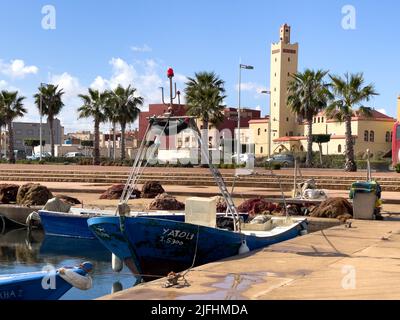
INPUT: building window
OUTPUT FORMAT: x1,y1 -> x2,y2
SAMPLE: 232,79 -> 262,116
257,128 -> 261,136
313,117 -> 316,123
321,117 -> 324,123
260,147 -> 263,154
317,117 -> 320,123
288,57 -> 291,62
370,131 -> 375,142
286,117 -> 289,122
385,131 -> 391,142
274,102 -> 276,107
300,145 -> 304,151
338,144 -> 342,153
274,73 -> 277,77
390,132 -> 393,142
275,58 -> 277,62
289,131 -> 293,136
364,130 -> 369,142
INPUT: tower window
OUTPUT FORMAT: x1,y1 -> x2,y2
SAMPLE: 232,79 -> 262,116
385,131 -> 391,142
288,57 -> 291,62
338,145 -> 342,153
370,131 -> 375,142
364,131 -> 369,142
260,147 -> 263,154
257,128 -> 261,136
317,117 -> 320,123
286,117 -> 289,122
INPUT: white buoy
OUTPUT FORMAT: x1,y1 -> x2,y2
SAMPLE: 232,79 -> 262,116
238,240 -> 250,255
112,254 -> 123,272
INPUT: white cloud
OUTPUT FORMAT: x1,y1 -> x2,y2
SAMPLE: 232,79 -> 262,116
235,82 -> 269,100
0,59 -> 39,78
131,44 -> 152,52
0,80 -> 7,88
377,108 -> 387,115
50,72 -> 84,98
90,57 -> 187,107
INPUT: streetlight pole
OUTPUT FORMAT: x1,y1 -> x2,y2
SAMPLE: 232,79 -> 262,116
261,90 -> 272,157
237,64 -> 254,162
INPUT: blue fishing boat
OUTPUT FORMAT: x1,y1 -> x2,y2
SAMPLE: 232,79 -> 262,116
88,216 -> 307,279
0,262 -> 93,300
38,209 -> 186,239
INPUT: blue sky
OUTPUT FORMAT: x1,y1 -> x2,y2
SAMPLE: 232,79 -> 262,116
0,0 -> 399,132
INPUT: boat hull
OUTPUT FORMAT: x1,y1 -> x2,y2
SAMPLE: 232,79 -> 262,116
0,268 -> 85,300
38,210 -> 185,239
88,216 -> 307,278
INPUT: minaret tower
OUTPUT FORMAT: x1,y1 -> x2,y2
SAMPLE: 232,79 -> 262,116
270,24 -> 299,141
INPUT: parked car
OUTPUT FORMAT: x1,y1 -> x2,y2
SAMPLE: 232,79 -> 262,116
265,154 -> 295,167
64,152 -> 85,158
26,152 -> 52,160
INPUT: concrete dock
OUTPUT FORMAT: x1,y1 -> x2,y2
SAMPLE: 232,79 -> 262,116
100,219 -> 400,300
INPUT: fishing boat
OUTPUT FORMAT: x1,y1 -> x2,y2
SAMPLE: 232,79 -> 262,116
87,112 -> 308,280
88,215 -> 307,279
38,208 -> 186,239
0,262 -> 93,300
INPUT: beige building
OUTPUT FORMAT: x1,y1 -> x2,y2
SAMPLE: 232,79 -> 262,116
251,24 -> 396,158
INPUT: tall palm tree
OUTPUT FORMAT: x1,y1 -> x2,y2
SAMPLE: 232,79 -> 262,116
34,84 -> 65,157
78,89 -> 109,165
0,109 -> 5,157
184,71 -> 226,151
326,73 -> 378,172
0,91 -> 26,164
287,69 -> 330,167
108,85 -> 143,161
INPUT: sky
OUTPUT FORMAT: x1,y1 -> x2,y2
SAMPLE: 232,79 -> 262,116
0,0 -> 399,133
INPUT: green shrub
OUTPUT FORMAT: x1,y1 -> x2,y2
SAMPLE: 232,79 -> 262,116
394,163 -> 400,173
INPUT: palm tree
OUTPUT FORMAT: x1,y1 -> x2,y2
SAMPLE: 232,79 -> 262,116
34,84 -> 65,157
287,69 -> 330,167
184,71 -> 226,151
78,89 -> 109,165
0,109 -> 5,157
108,85 -> 143,161
326,73 -> 378,172
0,91 -> 26,164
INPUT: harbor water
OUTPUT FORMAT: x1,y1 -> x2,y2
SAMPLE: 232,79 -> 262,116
0,228 -> 138,300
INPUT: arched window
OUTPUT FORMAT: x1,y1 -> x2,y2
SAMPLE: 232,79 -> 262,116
364,130 -> 369,142
370,131 -> 375,142
257,128 -> 261,136
385,131 -> 390,142
300,145 -> 304,152
338,144 -> 342,153
260,147 -> 263,154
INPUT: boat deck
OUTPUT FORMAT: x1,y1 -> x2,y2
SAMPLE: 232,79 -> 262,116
100,219 -> 400,300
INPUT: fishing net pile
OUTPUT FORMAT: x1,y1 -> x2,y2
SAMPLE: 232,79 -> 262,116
99,184 -> 140,200
141,181 -> 165,199
147,193 -> 185,211
16,184 -> 53,206
310,197 -> 353,219
238,198 -> 278,218
0,184 -> 19,204
56,195 -> 82,205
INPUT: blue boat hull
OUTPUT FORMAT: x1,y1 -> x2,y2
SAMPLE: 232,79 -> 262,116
88,217 -> 307,278
38,211 -> 185,239
0,268 -> 85,300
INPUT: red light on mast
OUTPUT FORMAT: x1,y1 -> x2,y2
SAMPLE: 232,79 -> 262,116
167,68 -> 174,78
